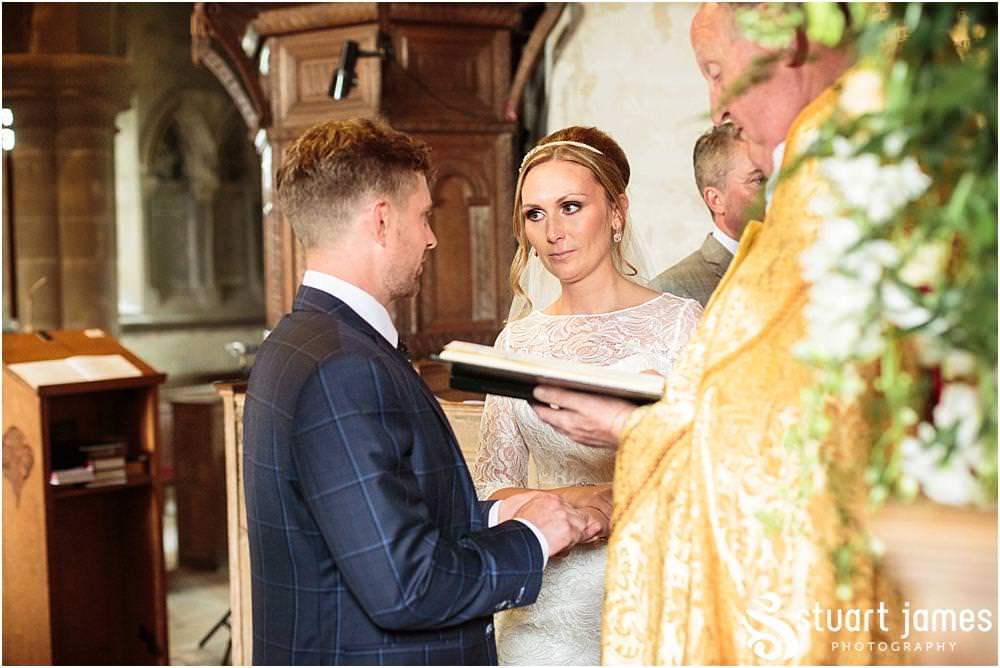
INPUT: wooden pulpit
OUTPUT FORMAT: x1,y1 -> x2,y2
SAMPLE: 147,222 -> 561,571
2,330 -> 169,665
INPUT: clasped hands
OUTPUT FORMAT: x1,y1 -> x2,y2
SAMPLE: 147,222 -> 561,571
497,484 -> 613,558
491,386 -> 642,559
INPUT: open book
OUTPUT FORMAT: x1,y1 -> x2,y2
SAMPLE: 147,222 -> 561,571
7,354 -> 143,389
433,341 -> 664,404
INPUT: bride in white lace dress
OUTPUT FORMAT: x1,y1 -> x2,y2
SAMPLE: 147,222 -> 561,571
473,126 -> 701,665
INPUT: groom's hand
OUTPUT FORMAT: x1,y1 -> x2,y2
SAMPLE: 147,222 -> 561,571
495,490 -> 546,524
531,386 -> 637,448
513,493 -> 601,556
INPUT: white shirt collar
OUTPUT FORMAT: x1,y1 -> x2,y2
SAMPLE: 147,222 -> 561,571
764,141 -> 786,210
710,224 -> 740,256
301,270 -> 398,347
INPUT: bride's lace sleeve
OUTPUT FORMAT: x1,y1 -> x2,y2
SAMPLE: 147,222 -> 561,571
674,298 -> 702,351
647,296 -> 704,375
472,329 -> 529,499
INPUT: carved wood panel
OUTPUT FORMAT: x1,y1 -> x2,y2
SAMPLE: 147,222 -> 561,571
271,25 -> 382,128
385,25 -> 507,121
255,5 -> 523,358
399,131 -> 515,358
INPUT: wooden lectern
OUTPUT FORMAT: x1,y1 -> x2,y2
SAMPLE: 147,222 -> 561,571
2,330 -> 169,665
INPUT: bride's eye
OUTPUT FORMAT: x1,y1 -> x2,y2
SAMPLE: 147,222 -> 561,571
561,202 -> 581,215
524,208 -> 544,222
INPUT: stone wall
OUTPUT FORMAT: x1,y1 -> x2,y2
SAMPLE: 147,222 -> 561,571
113,4 -> 265,380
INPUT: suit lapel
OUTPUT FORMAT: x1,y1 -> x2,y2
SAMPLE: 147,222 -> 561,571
698,234 -> 734,280
294,286 -> 459,444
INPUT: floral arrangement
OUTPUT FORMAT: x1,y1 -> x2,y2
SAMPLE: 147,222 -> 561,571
737,2 -> 996,581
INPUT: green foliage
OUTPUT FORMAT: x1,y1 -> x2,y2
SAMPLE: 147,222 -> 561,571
879,2 -> 998,492
736,3 -> 806,49
736,2 -> 997,573
805,3 -> 847,47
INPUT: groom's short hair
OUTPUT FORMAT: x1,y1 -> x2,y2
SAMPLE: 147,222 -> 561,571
276,117 -> 433,249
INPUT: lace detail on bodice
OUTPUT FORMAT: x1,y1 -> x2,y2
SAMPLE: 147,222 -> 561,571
473,293 -> 702,499
472,293 -> 701,665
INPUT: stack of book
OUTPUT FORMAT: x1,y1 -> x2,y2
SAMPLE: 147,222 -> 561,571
81,441 -> 128,487
50,465 -> 95,486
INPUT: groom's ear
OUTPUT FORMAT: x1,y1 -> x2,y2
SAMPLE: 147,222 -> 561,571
366,197 -> 392,247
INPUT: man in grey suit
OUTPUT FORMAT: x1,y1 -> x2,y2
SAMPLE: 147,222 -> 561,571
651,123 -> 765,306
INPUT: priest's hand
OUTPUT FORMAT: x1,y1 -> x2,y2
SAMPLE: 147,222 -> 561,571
530,386 -> 637,449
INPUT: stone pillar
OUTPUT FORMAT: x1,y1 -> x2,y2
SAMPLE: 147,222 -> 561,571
4,98 -> 60,330
2,54 -> 132,332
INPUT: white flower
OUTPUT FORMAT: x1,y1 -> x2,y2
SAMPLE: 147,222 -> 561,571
912,333 -> 945,367
899,431 -> 980,506
883,131 -> 907,158
896,157 -> 933,199
841,240 -> 900,285
801,217 -> 862,282
822,153 -> 882,212
920,455 -> 980,506
917,421 -> 937,443
806,192 -> 841,218
899,241 -> 949,287
820,151 -> 932,225
854,323 -> 884,359
942,349 -> 977,380
881,282 -> 933,329
800,257 -> 896,361
866,157 -> 932,223
806,273 -> 873,325
799,127 -> 821,153
840,69 -> 885,117
831,136 -> 856,159
839,365 -> 866,401
934,383 -> 982,450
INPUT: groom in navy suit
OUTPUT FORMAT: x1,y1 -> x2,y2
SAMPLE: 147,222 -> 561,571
243,118 -> 598,665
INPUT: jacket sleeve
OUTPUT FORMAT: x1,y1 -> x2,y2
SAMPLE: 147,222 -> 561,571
478,499 -> 498,524
290,351 -> 544,631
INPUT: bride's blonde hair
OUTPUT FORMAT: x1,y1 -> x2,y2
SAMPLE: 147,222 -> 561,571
510,126 -> 637,314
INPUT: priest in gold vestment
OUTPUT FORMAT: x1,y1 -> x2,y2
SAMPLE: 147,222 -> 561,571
532,4 -> 905,664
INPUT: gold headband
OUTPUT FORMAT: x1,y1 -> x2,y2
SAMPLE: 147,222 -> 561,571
519,140 -> 604,171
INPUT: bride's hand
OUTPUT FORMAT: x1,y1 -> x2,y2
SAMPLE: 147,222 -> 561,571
579,506 -> 611,542
557,483 -> 611,509
556,484 -> 612,532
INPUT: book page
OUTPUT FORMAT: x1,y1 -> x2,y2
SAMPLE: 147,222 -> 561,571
8,354 -> 142,388
66,354 -> 142,381
7,359 -> 86,388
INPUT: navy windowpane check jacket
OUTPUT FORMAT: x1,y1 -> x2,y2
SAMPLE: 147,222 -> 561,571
243,286 -> 545,665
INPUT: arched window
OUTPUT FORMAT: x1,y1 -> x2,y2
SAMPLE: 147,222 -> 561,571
135,94 -> 264,325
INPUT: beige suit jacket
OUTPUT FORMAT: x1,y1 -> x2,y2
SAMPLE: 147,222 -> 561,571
650,233 -> 733,307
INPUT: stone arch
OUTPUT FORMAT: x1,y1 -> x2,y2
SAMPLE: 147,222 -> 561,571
138,89 -> 264,318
